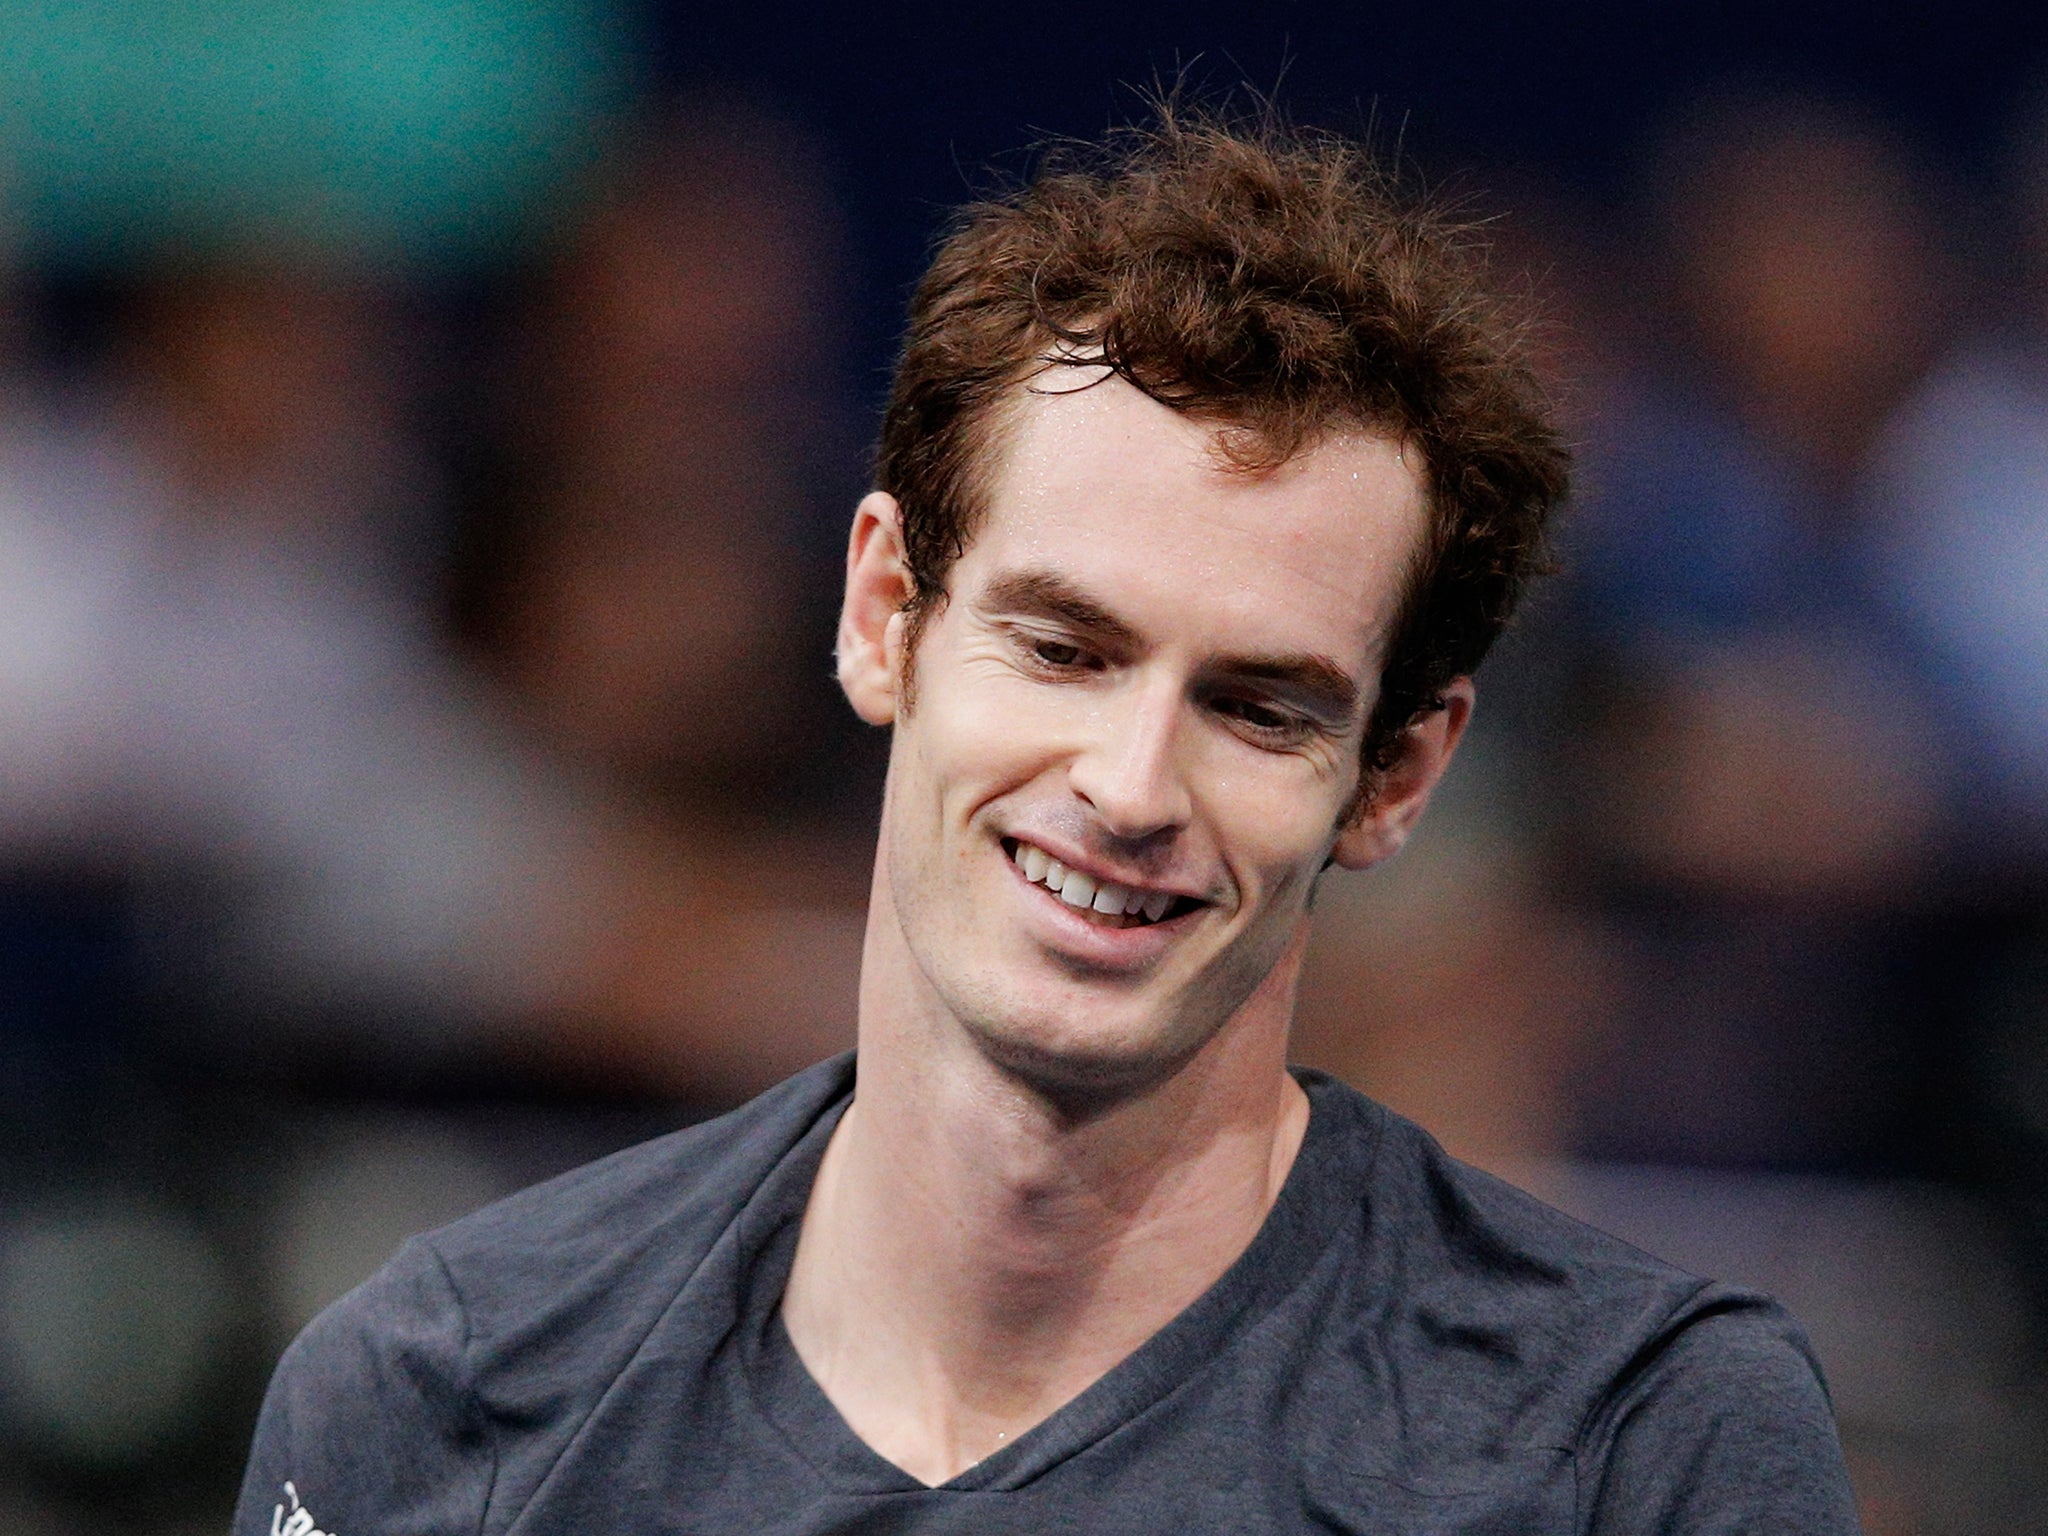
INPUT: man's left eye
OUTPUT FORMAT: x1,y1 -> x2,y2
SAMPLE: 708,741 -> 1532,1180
1212,696 -> 1301,736
1031,638 -> 1085,668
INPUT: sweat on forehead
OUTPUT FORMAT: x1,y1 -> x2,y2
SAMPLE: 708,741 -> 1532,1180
958,361 -> 1411,544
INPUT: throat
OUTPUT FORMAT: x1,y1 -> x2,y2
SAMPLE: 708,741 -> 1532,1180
779,1064 -> 1312,1486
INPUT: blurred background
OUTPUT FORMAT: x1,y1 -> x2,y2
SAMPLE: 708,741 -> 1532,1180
0,2 -> 2045,1531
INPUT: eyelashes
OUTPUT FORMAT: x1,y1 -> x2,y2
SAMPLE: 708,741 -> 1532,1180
1204,694 -> 1313,745
1007,628 -> 1317,749
1027,636 -> 1089,671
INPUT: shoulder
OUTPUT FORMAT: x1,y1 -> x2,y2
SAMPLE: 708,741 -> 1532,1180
234,1055 -> 854,1535
1311,1082 -> 1857,1529
235,1233 -> 488,1536
1318,1078 -> 1837,1432
1331,1078 -> 1718,1321
423,1052 -> 853,1332
432,1056 -> 847,1277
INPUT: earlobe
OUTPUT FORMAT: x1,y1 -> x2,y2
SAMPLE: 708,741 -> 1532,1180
1329,677 -> 1475,871
837,491 -> 914,726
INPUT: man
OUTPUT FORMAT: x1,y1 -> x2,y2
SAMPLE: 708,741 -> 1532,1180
235,115 -> 1861,1533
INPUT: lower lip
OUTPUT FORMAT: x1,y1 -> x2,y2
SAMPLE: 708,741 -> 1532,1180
1005,851 -> 1190,966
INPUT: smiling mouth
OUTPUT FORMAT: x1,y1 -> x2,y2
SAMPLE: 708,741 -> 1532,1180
1001,838 -> 1203,929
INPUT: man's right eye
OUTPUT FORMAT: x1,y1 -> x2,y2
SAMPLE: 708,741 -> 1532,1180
1032,639 -> 1085,668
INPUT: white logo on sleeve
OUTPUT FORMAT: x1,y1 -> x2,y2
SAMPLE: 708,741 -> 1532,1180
271,1481 -> 335,1536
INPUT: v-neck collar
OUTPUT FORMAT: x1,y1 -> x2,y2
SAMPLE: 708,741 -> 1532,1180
733,1061 -> 1383,1495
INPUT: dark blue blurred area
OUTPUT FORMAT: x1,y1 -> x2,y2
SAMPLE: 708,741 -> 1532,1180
644,0 -> 2048,407
0,875 -> 136,1127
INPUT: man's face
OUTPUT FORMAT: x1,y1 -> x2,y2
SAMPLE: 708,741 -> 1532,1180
853,374 -> 1433,1097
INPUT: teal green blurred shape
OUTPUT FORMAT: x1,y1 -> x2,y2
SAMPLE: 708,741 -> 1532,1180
0,0 -> 627,265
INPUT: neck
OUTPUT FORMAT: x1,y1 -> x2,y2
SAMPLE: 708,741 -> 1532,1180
780,861 -> 1311,1486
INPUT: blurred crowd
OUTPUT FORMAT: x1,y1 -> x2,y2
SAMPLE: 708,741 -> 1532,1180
1295,81 -> 2048,1531
0,49 -> 2046,1536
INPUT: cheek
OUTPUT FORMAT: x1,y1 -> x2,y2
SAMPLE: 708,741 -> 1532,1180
1198,769 -> 1342,902
915,661 -> 1080,799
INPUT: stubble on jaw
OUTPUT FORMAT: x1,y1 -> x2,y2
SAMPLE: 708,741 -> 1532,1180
958,910 -> 1313,1129
885,816 -> 1317,1126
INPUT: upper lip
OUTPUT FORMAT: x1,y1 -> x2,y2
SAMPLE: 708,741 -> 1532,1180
1001,832 -> 1209,905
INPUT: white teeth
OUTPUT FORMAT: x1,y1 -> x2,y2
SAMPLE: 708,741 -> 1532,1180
1014,840 -> 1180,924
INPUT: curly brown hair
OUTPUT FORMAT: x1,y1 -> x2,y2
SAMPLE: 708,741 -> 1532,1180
875,110 -> 1569,794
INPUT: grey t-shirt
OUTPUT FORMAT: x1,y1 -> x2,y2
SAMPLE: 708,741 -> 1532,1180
234,1055 -> 1861,1534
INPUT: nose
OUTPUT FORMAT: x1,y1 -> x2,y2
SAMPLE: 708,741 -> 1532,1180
1066,676 -> 1193,842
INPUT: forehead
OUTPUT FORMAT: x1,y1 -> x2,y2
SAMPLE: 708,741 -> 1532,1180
966,373 -> 1427,666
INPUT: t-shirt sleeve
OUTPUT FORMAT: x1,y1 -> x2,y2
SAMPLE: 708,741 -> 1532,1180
1579,1293 -> 1863,1536
232,1237 -> 494,1536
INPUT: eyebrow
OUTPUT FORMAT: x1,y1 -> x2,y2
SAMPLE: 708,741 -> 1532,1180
978,569 -> 1140,648
977,566 -> 1364,727
1210,653 -> 1362,727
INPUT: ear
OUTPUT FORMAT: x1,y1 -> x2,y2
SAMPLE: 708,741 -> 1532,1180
837,491 -> 914,726
1330,676 -> 1475,870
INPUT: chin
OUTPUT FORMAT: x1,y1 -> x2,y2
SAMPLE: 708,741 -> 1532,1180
951,989 -> 1219,1116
